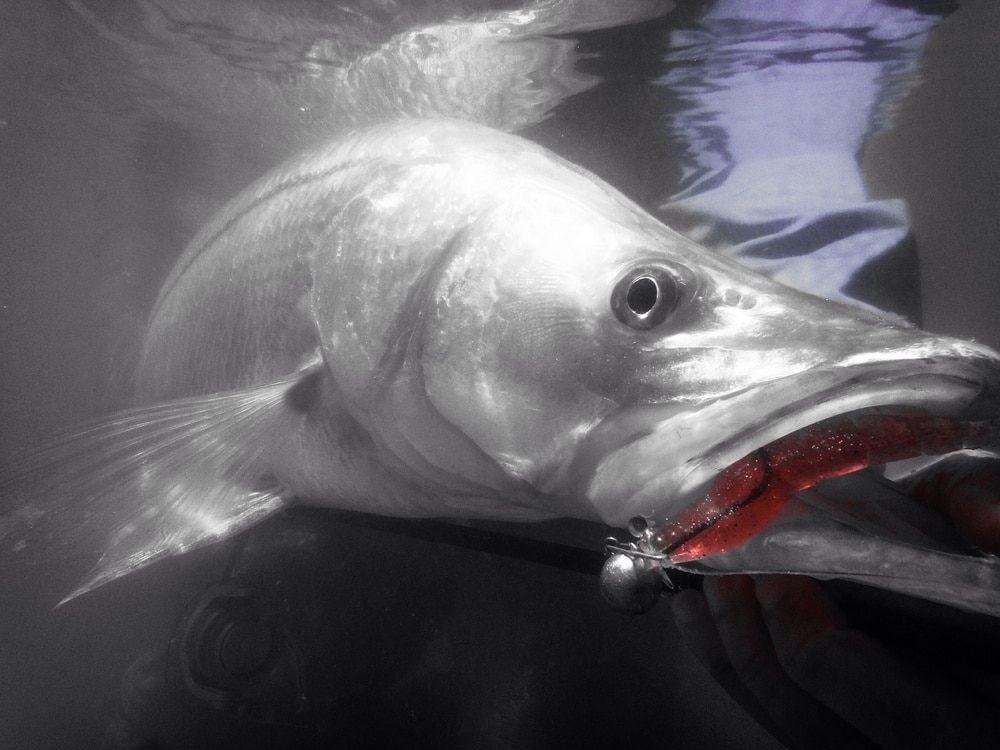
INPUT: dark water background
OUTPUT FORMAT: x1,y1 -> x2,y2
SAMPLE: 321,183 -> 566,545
0,1 -> 998,747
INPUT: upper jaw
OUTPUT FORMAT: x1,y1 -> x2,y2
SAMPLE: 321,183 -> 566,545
583,340 -> 1000,529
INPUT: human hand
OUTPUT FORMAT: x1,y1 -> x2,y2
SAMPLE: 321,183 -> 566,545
672,574 -> 1000,750
673,453 -> 1000,750
899,453 -> 1000,555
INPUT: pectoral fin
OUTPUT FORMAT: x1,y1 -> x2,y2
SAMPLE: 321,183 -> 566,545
0,369 -> 315,603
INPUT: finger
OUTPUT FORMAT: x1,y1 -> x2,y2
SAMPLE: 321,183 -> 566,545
903,455 -> 1000,553
756,574 -> 1000,749
671,587 -> 768,709
671,588 -> 734,680
672,586 -> 806,749
700,575 -> 874,750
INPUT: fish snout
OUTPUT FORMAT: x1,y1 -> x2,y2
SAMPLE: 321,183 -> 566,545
877,329 -> 1000,420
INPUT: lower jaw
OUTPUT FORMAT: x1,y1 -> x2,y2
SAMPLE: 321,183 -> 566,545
639,407 -> 999,563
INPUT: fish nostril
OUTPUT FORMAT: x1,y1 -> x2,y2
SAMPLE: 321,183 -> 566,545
722,288 -> 756,310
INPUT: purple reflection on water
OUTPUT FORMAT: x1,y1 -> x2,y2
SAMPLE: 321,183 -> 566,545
655,0 -> 951,319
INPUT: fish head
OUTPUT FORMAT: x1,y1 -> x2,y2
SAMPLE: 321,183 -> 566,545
412,173 -> 1000,526
311,122 -> 1000,611
410,148 -> 1000,614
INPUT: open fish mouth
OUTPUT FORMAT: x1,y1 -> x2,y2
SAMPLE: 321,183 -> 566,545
594,343 -> 1000,616
584,329 -> 1000,529
643,404 -> 1000,563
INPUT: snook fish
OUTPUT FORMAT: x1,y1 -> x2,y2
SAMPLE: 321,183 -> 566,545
3,118 -> 1000,612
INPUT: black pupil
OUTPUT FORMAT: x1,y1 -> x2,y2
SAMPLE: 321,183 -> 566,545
626,276 -> 659,316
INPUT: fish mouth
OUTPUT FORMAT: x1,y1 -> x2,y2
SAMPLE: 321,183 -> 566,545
581,337 -> 1000,616
585,339 -> 1000,529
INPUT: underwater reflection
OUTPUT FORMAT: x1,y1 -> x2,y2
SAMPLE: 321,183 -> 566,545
65,0 -> 671,152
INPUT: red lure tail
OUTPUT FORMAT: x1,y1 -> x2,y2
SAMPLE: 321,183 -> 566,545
644,413 -> 994,563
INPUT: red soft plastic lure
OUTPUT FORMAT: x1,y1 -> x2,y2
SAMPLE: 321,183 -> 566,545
644,412 -> 993,563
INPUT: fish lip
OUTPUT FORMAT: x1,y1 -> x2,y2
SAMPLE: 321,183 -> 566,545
587,349 -> 1000,527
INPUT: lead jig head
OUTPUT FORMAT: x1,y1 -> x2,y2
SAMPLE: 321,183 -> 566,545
599,538 -> 673,614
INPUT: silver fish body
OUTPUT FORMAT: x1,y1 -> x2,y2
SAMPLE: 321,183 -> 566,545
5,118 -> 1000,609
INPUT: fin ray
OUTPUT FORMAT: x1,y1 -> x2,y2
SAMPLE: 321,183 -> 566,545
0,371 -> 309,602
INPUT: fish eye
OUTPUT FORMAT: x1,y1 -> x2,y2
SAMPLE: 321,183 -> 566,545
611,266 -> 681,330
